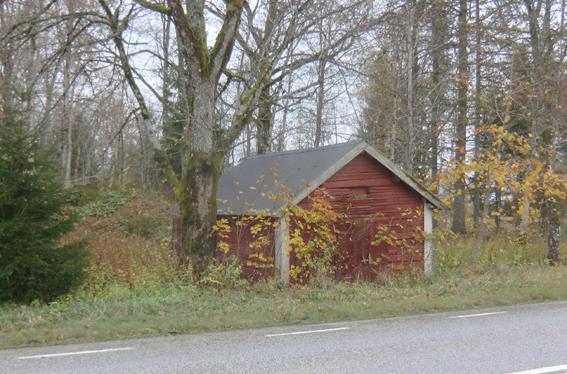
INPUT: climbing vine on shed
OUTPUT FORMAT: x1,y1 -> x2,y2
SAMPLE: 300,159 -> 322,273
287,189 -> 340,283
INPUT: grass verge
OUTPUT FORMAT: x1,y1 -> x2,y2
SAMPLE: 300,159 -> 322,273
2,264 -> 567,349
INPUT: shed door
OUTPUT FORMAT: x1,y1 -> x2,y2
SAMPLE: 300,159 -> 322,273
335,219 -> 376,281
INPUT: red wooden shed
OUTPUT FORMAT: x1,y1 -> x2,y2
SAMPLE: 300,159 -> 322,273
212,140 -> 445,283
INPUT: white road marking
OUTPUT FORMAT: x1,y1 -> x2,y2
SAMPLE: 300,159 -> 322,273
17,347 -> 133,360
506,364 -> 567,374
449,311 -> 508,319
265,327 -> 350,337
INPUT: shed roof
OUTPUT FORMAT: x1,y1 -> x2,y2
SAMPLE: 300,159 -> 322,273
217,140 -> 445,216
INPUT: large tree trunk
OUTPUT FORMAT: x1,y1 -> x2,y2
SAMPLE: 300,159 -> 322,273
100,0 -> 250,280
452,0 -> 468,234
178,78 -> 219,278
178,151 -> 220,278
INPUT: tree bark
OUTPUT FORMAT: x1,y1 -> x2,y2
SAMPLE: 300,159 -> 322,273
452,0 -> 468,234
277,75 -> 292,152
472,175 -> 491,266
178,149 -> 221,277
256,86 -> 272,154
405,0 -> 417,171
472,0 -> 482,228
429,0 -> 447,186
62,46 -> 73,189
314,54 -> 327,148
545,200 -> 563,264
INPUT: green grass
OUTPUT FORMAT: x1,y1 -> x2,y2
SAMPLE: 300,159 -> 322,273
3,264 -> 567,349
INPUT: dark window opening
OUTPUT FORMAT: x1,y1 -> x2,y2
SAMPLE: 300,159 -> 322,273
349,186 -> 370,197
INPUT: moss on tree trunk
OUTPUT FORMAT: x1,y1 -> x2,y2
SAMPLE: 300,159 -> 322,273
177,150 -> 220,280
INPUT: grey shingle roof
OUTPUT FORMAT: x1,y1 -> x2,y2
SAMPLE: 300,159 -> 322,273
218,141 -> 363,215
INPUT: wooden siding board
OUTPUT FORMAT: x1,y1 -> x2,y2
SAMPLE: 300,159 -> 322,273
217,216 -> 276,280
295,153 -> 424,281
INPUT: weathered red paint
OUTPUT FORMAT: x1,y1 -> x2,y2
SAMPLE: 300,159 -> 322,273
293,152 -> 424,281
216,216 -> 276,280
218,151 -> 425,282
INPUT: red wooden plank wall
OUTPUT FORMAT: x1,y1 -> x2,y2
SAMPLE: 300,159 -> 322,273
217,216 -> 276,280
295,152 -> 424,281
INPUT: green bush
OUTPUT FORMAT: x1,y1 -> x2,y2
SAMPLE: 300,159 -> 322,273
200,257 -> 246,289
78,191 -> 131,218
0,114 -> 88,304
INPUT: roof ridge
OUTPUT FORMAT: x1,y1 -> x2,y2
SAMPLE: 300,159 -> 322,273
240,139 -> 363,162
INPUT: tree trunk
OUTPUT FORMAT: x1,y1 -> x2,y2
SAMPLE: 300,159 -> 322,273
472,177 -> 491,266
472,0 -> 482,228
520,199 -> 530,231
277,75 -> 292,152
256,85 -> 272,154
62,48 -> 73,189
314,54 -> 327,148
178,151 -> 220,278
429,0 -> 446,186
545,200 -> 563,264
494,183 -> 501,231
452,0 -> 468,234
405,0 -> 417,171
178,77 -> 219,278
100,0 -> 249,280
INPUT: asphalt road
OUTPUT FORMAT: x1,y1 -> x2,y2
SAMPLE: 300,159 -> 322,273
3,301 -> 567,373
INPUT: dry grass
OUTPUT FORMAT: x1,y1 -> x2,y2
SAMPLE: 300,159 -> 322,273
65,194 -> 182,292
434,229 -> 567,273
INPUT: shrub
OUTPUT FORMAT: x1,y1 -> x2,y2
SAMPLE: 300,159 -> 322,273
0,114 -> 88,304
78,191 -> 131,218
200,257 -> 246,289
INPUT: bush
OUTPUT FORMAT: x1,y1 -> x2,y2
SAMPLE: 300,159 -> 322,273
200,257 -> 246,289
78,191 -> 131,218
0,114 -> 88,304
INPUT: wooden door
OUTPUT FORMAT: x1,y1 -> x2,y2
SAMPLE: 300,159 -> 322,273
334,219 -> 377,281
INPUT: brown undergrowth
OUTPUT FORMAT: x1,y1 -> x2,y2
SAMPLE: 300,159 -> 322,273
65,193 -> 182,293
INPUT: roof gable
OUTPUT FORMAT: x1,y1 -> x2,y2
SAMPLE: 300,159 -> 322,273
217,141 -> 445,216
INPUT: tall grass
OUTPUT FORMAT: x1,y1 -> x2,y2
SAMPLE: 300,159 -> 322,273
64,193 -> 183,295
434,228 -> 566,275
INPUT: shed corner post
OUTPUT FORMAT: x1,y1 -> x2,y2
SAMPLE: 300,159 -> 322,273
424,201 -> 434,277
275,214 -> 290,285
